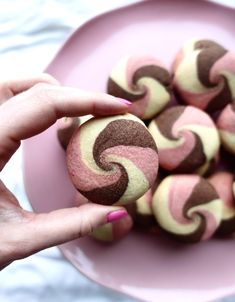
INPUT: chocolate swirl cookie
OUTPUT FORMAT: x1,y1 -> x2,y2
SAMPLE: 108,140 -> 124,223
57,115 -> 92,150
217,104 -> 235,155
173,39 -> 235,112
57,117 -> 80,150
209,171 -> 235,236
91,215 -> 133,242
107,55 -> 172,120
148,105 -> 220,175
66,114 -> 159,205
152,175 -> 223,243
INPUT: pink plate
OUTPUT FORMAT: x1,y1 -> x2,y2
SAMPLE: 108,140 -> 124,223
23,1 -> 235,301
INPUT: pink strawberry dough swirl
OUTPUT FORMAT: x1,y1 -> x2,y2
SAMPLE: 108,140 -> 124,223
209,171 -> 235,236
217,104 -> 235,155
152,175 -> 223,243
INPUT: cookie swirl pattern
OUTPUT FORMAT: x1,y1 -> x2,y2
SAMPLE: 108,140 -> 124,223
209,171 -> 235,235
173,39 -> 235,112
107,55 -> 172,119
217,104 -> 235,154
152,175 -> 223,243
67,114 -> 159,206
148,105 -> 220,174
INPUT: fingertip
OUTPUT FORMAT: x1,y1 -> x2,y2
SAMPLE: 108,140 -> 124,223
115,98 -> 132,106
106,208 -> 128,223
112,214 -> 133,240
112,214 -> 133,230
93,95 -> 132,116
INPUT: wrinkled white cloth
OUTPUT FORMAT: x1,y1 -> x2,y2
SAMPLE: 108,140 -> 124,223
0,0 -> 234,302
0,0 -> 138,76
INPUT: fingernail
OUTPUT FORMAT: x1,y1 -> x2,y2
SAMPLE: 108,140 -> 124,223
116,98 -> 132,106
107,209 -> 128,223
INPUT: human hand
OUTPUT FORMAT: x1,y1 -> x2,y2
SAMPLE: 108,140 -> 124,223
0,74 -> 130,270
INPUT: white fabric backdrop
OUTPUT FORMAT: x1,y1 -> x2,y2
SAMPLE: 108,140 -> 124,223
0,0 -> 234,301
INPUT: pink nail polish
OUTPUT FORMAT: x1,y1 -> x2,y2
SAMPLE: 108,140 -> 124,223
107,209 -> 128,223
116,98 -> 132,106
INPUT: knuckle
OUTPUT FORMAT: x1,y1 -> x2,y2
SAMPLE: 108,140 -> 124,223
29,83 -> 54,103
0,82 -> 7,91
0,82 -> 12,99
82,221 -> 94,236
31,82 -> 52,93
79,217 -> 95,238
39,73 -> 59,85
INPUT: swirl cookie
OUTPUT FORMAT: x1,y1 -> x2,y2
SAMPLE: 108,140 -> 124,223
173,39 -> 235,112
67,114 -> 159,206
209,171 -> 235,235
173,39 -> 226,71
125,189 -> 156,229
217,104 -> 235,154
91,215 -> 133,242
107,55 -> 172,120
125,176 -> 163,230
148,105 -> 220,174
57,115 -> 92,150
152,175 -> 223,243
57,117 -> 80,150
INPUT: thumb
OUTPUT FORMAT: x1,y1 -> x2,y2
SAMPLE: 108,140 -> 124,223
14,204 -> 128,260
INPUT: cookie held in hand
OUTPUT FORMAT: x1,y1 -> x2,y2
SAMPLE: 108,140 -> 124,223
66,113 -> 159,206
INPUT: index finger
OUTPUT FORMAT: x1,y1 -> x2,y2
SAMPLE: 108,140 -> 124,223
0,73 -> 59,103
0,83 -> 130,169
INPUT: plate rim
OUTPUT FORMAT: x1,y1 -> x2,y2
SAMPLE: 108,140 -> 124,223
45,0 -> 234,75
23,0 -> 235,301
